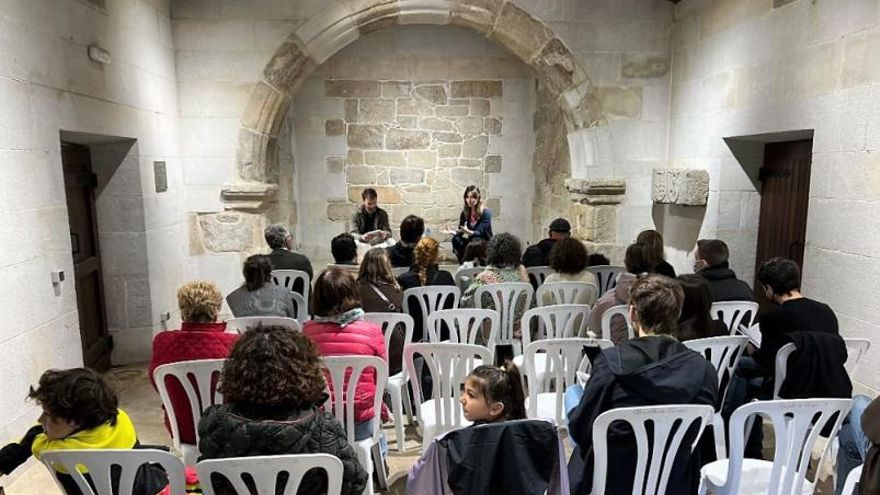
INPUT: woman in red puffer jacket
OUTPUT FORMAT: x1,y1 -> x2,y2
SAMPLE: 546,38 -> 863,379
302,267 -> 388,453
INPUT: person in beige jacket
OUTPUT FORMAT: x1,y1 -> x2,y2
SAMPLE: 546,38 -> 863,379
588,243 -> 652,343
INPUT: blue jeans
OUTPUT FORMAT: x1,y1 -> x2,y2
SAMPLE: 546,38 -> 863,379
354,419 -> 388,458
564,384 -> 585,449
835,395 -> 872,495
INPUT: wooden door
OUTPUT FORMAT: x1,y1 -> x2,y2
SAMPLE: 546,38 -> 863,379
754,139 -> 813,311
62,143 -> 111,371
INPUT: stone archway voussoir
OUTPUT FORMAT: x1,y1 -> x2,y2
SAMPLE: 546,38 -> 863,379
450,0 -> 502,35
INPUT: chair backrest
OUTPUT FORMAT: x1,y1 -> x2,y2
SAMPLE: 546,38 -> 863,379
196,454 -> 344,495
521,305 -> 591,349
590,405 -> 715,495
225,316 -> 301,334
271,269 -> 311,313
153,359 -> 225,451
322,355 -> 388,445
683,336 -> 749,408
425,308 -> 499,354
524,338 -> 613,423
41,449 -> 186,495
536,282 -> 599,307
362,312 -> 415,363
843,338 -> 871,375
710,301 -> 758,334
600,304 -> 633,341
586,265 -> 625,295
454,267 -> 484,292
773,342 -> 798,399
403,343 -> 492,435
526,266 -> 554,287
842,464 -> 863,495
402,285 -> 461,323
474,282 -> 534,350
721,398 -> 852,495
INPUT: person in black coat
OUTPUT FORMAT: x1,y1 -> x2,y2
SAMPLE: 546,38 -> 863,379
198,326 -> 367,495
264,223 -> 314,296
398,237 -> 456,342
386,215 -> 425,268
637,229 -> 676,278
567,274 -> 718,495
522,218 -> 571,268
693,239 -> 753,301
451,185 -> 493,263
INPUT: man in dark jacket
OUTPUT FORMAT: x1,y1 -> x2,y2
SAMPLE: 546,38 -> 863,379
265,223 -> 313,296
386,215 -> 424,268
523,217 -> 571,267
350,187 -> 391,243
567,274 -> 718,495
693,239 -> 753,301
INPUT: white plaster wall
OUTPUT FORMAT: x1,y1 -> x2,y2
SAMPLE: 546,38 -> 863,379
0,0 -> 185,442
669,0 -> 880,390
289,25 -> 536,261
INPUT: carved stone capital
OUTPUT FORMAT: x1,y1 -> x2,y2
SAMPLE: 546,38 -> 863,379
565,178 -> 626,205
651,169 -> 709,206
221,182 -> 279,212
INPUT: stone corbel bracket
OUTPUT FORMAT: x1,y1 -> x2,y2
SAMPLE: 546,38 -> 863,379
565,178 -> 626,205
221,182 -> 279,212
651,169 -> 709,206
564,178 -> 626,244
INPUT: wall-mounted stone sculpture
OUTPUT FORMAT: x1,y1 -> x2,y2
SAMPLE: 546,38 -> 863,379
651,169 -> 709,206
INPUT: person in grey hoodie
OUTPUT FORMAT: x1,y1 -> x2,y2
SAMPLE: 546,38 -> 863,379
588,242 -> 652,342
567,274 -> 719,495
226,254 -> 296,318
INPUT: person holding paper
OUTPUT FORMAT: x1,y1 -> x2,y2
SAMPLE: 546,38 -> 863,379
351,187 -> 391,245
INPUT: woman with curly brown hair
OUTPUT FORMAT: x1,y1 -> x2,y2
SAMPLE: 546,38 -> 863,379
198,325 -> 368,495
542,237 -> 599,306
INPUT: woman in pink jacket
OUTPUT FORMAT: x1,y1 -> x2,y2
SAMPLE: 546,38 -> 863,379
303,267 -> 388,455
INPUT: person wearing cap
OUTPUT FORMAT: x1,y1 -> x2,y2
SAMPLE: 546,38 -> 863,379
522,218 -> 571,267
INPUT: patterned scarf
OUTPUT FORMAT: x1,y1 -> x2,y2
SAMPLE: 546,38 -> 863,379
313,307 -> 365,328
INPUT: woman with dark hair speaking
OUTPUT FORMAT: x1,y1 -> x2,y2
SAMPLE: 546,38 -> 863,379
226,254 -> 296,317
451,185 -> 493,263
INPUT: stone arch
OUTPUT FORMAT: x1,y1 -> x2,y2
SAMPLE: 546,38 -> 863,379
223,0 -> 610,212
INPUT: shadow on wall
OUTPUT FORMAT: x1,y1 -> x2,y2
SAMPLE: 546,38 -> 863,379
652,204 -> 706,256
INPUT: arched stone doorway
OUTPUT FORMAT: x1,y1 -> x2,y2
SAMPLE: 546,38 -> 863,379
213,0 -> 625,254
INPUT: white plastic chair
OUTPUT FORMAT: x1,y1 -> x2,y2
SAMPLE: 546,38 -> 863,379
362,312 -> 415,453
699,398 -> 852,495
523,338 -> 613,425
841,464 -> 862,495
453,267 -> 484,292
710,301 -> 758,334
402,285 -> 461,337
586,265 -> 625,296
322,355 -> 388,495
225,316 -> 301,334
153,359 -> 225,465
536,281 -> 599,307
684,335 -> 749,458
474,282 -> 534,357
843,338 -> 871,375
773,342 -> 798,399
526,266 -> 554,287
600,304 -> 633,342
425,308 -> 499,355
196,454 -> 343,495
591,404 -> 715,495
271,269 -> 311,318
41,449 -> 186,495
515,305 -> 592,383
403,342 -> 492,448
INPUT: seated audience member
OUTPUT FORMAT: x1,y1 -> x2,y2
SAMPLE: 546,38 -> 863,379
398,237 -> 457,342
460,362 -> 526,424
351,187 -> 392,245
302,268 -> 388,453
836,394 -> 880,495
458,239 -> 488,270
588,243 -> 652,343
588,253 -> 610,266
198,326 -> 368,495
451,185 -> 493,263
358,248 -> 406,375
542,237 -> 599,308
693,239 -> 753,301
0,368 -> 168,495
566,274 -> 718,495
150,281 -> 238,446
675,274 -> 728,341
331,233 -> 359,265
522,218 -> 571,268
637,229 -> 676,278
386,215 -> 425,268
226,254 -> 296,318
265,223 -> 313,296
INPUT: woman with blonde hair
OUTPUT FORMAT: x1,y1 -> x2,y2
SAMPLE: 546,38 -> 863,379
398,237 -> 456,341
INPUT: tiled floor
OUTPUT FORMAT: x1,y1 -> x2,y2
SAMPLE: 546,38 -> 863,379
4,365 -> 836,494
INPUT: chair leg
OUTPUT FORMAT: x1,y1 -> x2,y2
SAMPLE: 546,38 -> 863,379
698,476 -> 708,495
388,385 -> 407,453
403,380 -> 415,425
371,442 -> 388,491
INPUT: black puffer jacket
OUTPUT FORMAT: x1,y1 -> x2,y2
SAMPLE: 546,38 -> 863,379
198,403 -> 368,495
698,265 -> 753,302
